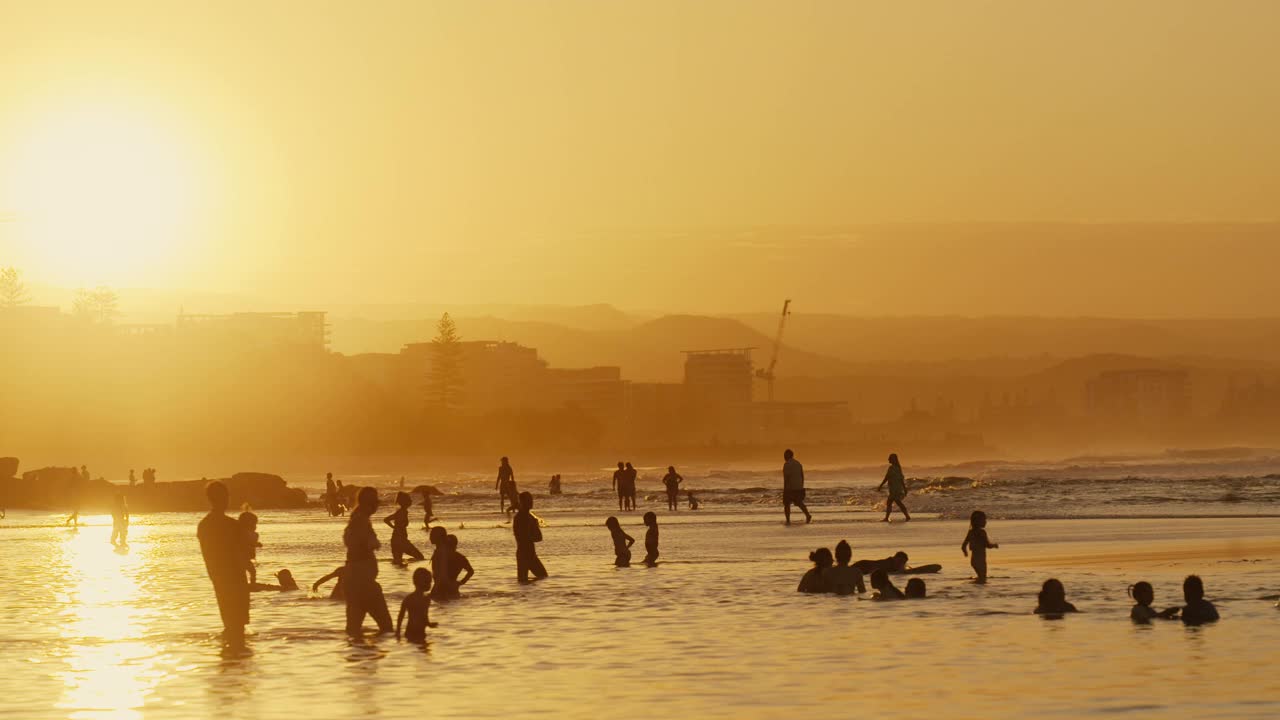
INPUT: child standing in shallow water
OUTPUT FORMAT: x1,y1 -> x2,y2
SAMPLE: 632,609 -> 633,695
642,512 -> 659,566
961,510 -> 999,584
605,516 -> 635,567
396,568 -> 438,643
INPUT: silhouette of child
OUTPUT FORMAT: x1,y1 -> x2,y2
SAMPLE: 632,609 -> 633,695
824,540 -> 866,595
251,568 -> 300,592
396,568 -> 438,643
642,512 -> 659,566
313,566 -> 347,600
662,466 -> 683,511
447,534 -> 473,593
1034,578 -> 1078,615
110,493 -> 130,546
605,516 -> 635,567
384,492 -> 425,565
798,547 -> 833,593
513,492 -> 548,582
687,491 -> 699,510
905,578 -> 927,599
1129,581 -> 1179,622
961,510 -> 999,584
1180,575 -> 1219,626
421,493 -> 435,529
870,569 -> 905,600
428,526 -> 455,600
238,511 -> 261,583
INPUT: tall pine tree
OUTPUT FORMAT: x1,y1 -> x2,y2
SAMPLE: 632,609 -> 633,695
430,312 -> 463,410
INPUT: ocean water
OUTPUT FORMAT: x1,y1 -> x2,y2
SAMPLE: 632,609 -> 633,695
2,481 -> 1279,719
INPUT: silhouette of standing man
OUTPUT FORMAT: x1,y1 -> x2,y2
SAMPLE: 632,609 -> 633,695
197,480 -> 249,646
782,448 -> 812,525
496,457 -> 517,515
612,461 -> 626,511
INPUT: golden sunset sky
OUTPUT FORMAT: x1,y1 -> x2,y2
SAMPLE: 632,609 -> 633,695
1,1 -> 1277,314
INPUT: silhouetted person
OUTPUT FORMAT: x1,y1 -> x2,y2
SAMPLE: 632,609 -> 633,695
252,569 -> 300,592
1180,575 -> 1219,626
496,456 -> 517,515
623,462 -> 639,511
612,462 -> 626,511
396,568 -> 438,643
325,473 -> 339,517
782,449 -> 811,525
421,492 -> 435,529
1129,581 -> 1179,623
905,578 -> 927,599
65,475 -> 82,527
384,491 -> 424,565
687,491 -> 699,510
312,566 -> 347,600
334,480 -> 347,515
238,510 -> 260,584
80,465 -> 90,483
129,469 -> 137,487
870,569 -> 905,600
197,480 -> 249,645
662,466 -> 683,511
853,551 -> 910,576
605,516 -> 634,567
642,511 -> 659,566
548,474 -> 562,495
447,534 -> 474,592
824,540 -> 866,595
513,491 -> 547,582
1034,578 -> 1078,616
878,453 -> 910,522
143,468 -> 156,484
798,547 -> 833,593
428,526 -> 455,600
110,493 -> 130,546
343,486 -> 393,635
961,510 -> 998,584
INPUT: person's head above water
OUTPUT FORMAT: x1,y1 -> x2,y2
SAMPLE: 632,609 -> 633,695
970,510 -> 987,529
446,534 -> 459,550
892,551 -> 909,571
518,491 -> 534,511
809,547 -> 833,569
1183,575 -> 1205,602
355,486 -> 378,515
783,448 -> 794,461
205,480 -> 229,513
1129,581 -> 1154,606
835,540 -> 852,566
1039,578 -> 1067,606
905,578 -> 927,599
396,491 -> 412,509
429,526 -> 448,545
643,511 -> 657,526
605,516 -> 621,530
276,569 -> 298,591
870,569 -> 890,589
888,453 -> 900,466
413,567 -> 433,592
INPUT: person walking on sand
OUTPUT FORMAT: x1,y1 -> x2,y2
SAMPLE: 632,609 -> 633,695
197,480 -> 250,646
782,448 -> 812,525
878,453 -> 911,522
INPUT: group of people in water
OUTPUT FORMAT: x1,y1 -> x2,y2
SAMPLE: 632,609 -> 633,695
797,509 -> 1222,625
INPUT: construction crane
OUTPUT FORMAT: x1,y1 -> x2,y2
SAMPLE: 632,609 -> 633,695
755,299 -> 790,402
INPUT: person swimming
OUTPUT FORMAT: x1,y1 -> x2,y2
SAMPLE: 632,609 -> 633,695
251,568 -> 300,592
383,491 -> 425,565
904,578 -> 927,599
396,567 -> 438,644
870,569 -> 905,600
642,511 -> 659,566
1129,581 -> 1179,622
605,516 -> 635,567
853,551 -> 910,576
1034,578 -> 1079,616
823,540 -> 866,595
797,547 -> 833,593
312,566 -> 347,600
961,510 -> 999,584
1180,575 -> 1220,626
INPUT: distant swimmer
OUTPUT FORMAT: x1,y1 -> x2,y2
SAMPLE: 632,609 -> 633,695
824,540 -> 866,595
961,511 -> 999,584
870,569 -> 905,600
496,457 -> 517,515
605,516 -> 635,567
343,487 -> 393,635
1180,575 -> 1219,626
877,453 -> 911,522
447,534 -> 474,592
383,492 -> 424,565
782,449 -> 812,526
662,466 -> 683,511
251,569 -> 300,592
197,480 -> 250,645
642,512 -> 659,566
513,492 -> 548,582
1034,578 -> 1079,616
396,568 -> 438,644
797,547 -> 833,593
110,493 -> 130,546
312,566 -> 347,600
612,462 -> 626,512
1129,581 -> 1180,623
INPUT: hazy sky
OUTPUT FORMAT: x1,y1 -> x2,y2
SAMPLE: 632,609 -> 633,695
1,1 -> 1277,314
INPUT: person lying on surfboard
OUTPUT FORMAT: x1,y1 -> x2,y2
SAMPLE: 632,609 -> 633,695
853,551 -> 941,576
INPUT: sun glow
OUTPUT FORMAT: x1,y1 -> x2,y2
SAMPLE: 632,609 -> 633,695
2,101 -> 201,287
